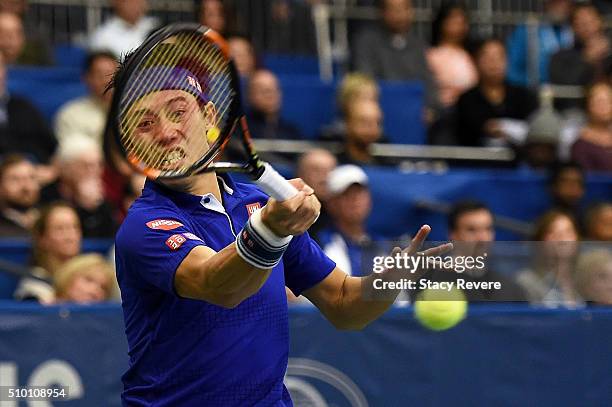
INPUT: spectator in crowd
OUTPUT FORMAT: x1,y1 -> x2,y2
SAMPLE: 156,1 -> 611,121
584,202 -> 612,241
296,149 -> 337,243
0,154 -> 39,237
427,2 -> 477,109
54,253 -> 116,304
14,202 -> 81,303
42,137 -> 116,238
522,87 -> 563,169
54,51 -> 118,151
427,2 -> 477,145
228,36 -> 257,78
89,0 -> 158,59
197,0 -> 234,35
549,3 -> 611,111
246,69 -> 302,140
337,99 -> 386,165
455,38 -> 538,147
548,161 -> 585,222
0,52 -> 57,165
319,165 -> 383,276
0,11 -> 51,65
517,209 -> 582,307
506,0 -> 573,86
265,0 -> 317,54
352,0 -> 438,109
571,81 -> 612,172
574,249 -> 612,305
441,201 -> 527,301
320,72 -> 379,141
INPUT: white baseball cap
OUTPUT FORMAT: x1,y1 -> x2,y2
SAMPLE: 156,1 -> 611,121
327,164 -> 369,196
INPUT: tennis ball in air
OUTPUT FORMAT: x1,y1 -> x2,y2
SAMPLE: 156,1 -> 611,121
414,288 -> 467,331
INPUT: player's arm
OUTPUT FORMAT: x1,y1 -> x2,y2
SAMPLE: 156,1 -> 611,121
303,225 -> 452,330
175,180 -> 320,308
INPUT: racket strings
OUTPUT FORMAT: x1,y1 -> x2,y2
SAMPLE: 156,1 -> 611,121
118,32 -> 236,176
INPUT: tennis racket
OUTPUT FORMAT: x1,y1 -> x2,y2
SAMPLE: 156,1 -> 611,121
108,23 -> 298,201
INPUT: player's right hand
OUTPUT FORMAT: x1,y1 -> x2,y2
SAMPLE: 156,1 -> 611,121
260,178 -> 321,237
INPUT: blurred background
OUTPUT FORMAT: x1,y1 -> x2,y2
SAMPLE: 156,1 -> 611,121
0,0 -> 610,405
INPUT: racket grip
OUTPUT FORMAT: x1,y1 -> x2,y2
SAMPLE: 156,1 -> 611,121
254,163 -> 299,201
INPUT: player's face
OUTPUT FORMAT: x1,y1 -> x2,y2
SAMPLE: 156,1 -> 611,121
127,90 -> 216,171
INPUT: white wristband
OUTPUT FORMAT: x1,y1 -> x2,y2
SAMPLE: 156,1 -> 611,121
249,208 -> 293,247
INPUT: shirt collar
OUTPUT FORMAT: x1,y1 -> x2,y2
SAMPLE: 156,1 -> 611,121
144,173 -> 244,211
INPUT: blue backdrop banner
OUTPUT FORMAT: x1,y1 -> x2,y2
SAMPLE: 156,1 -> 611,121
0,303 -> 611,406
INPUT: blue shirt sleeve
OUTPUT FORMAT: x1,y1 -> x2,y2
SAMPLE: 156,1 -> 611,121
283,231 -> 336,296
115,208 -> 207,296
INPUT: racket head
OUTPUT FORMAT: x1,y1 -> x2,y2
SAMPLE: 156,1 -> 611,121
109,23 -> 243,179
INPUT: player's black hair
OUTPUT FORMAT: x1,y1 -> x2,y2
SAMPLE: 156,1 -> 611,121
548,161 -> 584,187
83,50 -> 117,74
431,1 -> 469,47
448,201 -> 492,231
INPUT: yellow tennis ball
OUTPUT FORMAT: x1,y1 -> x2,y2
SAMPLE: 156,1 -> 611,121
207,127 -> 220,143
414,288 -> 467,331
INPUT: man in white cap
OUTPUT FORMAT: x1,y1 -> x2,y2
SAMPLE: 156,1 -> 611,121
319,164 -> 381,276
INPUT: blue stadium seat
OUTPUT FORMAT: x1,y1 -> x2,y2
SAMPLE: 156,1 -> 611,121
7,67 -> 87,122
0,239 -> 114,299
53,44 -> 88,68
263,54 -> 321,76
277,75 -> 425,143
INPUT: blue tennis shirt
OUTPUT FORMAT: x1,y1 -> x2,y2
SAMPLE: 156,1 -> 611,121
115,175 -> 336,406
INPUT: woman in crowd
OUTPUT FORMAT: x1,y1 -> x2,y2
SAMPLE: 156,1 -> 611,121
54,253 -> 116,304
516,209 -> 582,308
14,202 -> 81,303
571,81 -> 612,172
574,249 -> 612,306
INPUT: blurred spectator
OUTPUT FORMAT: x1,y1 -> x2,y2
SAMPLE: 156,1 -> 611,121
427,2 -> 477,108
320,72 -> 379,141
14,202 -> 81,303
0,154 -> 39,237
571,81 -> 612,171
0,11 -> 51,65
42,137 -> 117,238
296,149 -> 337,243
319,165 -> 382,276
584,202 -> 612,241
443,201 -> 528,301
120,173 -> 145,219
338,99 -> 385,165
427,2 -> 477,145
455,38 -> 538,147
517,209 -> 582,307
574,249 -> 612,305
522,87 -> 563,169
197,0 -> 233,35
89,0 -> 158,59
550,3 -> 611,111
265,0 -> 317,54
54,51 -> 118,151
548,161 -> 585,221
54,253 -> 116,304
506,0 -> 573,86
228,36 -> 257,78
246,69 -> 302,139
352,0 -> 438,109
0,52 -> 57,164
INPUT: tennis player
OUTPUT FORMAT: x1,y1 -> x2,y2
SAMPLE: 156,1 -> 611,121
114,65 -> 448,406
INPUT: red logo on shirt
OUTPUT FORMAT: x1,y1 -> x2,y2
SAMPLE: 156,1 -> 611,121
146,219 -> 184,230
245,203 -> 261,217
165,234 -> 186,251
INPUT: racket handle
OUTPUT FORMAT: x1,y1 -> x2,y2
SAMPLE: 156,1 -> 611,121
254,163 -> 299,201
